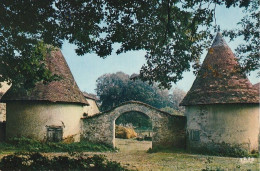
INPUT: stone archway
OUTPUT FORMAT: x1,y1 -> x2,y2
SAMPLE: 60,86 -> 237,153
81,101 -> 186,149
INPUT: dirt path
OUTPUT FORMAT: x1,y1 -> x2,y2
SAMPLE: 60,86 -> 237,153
98,139 -> 259,171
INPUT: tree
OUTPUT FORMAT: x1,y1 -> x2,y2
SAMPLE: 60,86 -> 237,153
160,87 -> 186,115
0,42 -> 59,89
169,87 -> 186,112
95,72 -> 171,111
116,111 -> 152,129
1,0 -> 257,89
95,72 -> 129,111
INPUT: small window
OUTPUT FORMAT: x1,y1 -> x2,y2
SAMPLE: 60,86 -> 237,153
189,129 -> 200,141
47,126 -> 63,142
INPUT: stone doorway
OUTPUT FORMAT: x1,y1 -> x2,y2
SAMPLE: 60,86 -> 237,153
115,111 -> 153,151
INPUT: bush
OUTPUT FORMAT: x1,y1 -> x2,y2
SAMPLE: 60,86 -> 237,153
0,137 -> 113,153
190,142 -> 256,158
0,152 -> 128,171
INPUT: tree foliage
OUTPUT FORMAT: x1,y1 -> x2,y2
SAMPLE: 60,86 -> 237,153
95,72 -> 171,111
0,41 -> 59,89
160,87 -> 186,115
96,72 -> 186,127
116,111 -> 152,129
1,0 -> 257,89
96,71 -> 186,112
170,87 -> 186,111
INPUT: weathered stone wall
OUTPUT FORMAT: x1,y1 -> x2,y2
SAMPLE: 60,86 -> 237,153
6,101 -> 84,142
81,101 -> 186,149
83,99 -> 100,116
185,104 -> 259,153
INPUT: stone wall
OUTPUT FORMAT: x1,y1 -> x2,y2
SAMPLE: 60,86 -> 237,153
185,104 -> 259,153
81,101 -> 186,149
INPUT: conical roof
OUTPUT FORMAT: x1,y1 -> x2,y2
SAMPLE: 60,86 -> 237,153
180,33 -> 259,106
253,82 -> 260,94
253,82 -> 260,90
1,48 -> 89,105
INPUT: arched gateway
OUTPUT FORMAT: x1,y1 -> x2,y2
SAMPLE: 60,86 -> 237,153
81,101 -> 186,149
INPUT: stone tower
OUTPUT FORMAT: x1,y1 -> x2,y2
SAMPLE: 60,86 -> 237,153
180,33 -> 259,153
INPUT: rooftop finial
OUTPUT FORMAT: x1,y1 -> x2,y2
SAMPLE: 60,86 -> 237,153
211,32 -> 228,47
217,25 -> 221,32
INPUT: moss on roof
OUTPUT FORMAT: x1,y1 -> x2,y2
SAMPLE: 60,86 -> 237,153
1,48 -> 89,105
180,33 -> 259,106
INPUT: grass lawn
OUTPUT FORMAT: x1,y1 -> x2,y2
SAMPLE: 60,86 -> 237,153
0,138 -> 259,170
101,138 -> 259,170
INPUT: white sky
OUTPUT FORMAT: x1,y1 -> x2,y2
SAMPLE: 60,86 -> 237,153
61,5 -> 259,94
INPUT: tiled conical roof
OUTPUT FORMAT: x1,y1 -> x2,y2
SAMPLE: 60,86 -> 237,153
253,82 -> 260,90
253,82 -> 260,94
180,33 -> 259,106
1,48 -> 89,105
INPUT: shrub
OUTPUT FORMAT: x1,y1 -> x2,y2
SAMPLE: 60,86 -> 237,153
0,137 -> 113,153
190,142 -> 254,158
0,152 -> 128,171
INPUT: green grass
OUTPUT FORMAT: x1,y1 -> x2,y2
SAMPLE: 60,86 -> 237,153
147,146 -> 187,154
113,139 -> 259,170
186,143 -> 259,158
0,137 -> 114,154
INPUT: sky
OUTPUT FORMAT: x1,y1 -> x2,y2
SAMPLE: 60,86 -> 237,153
61,5 -> 259,94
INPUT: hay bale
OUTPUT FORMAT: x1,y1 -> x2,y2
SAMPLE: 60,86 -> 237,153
115,125 -> 137,139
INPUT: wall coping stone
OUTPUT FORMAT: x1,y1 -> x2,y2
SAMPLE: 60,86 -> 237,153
82,101 -> 186,120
